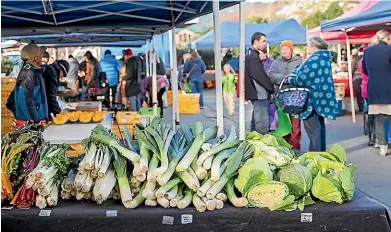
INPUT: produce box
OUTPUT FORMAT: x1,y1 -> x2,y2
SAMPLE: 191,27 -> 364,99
76,102 -> 102,112
116,111 -> 140,125
334,83 -> 345,99
179,93 -> 200,114
167,90 -> 173,106
1,117 -> 14,136
1,77 -> 16,135
111,123 -> 136,139
139,108 -> 161,118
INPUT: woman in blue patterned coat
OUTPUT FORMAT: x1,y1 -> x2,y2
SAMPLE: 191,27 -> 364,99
287,37 -> 338,151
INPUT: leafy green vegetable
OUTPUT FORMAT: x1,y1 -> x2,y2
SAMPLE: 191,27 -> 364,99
277,164 -> 312,199
234,157 -> 273,194
311,171 -> 344,203
269,195 -> 296,211
250,141 -> 291,168
329,144 -> 347,164
246,181 -> 290,210
298,193 -> 315,211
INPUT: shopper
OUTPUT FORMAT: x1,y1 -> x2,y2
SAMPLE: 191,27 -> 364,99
259,48 -> 273,73
363,30 -> 391,157
42,50 -> 50,65
42,59 -> 69,117
122,48 -> 142,111
177,53 -> 191,90
222,49 -> 233,66
268,40 -> 302,152
245,32 -> 274,134
65,55 -> 79,90
184,51 -> 207,108
78,60 -> 88,100
99,50 -> 121,108
140,75 -> 169,118
287,37 -> 338,152
6,44 -> 48,123
222,64 -> 237,116
83,51 -> 101,100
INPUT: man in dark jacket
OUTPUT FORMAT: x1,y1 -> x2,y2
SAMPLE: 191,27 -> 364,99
123,49 -> 142,111
363,30 -> 391,156
245,32 -> 274,134
7,43 -> 48,123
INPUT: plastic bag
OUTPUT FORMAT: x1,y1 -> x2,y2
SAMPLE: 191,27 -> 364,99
272,99 -> 292,138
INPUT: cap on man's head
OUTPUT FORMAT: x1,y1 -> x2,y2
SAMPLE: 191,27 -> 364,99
20,43 -> 46,61
43,51 -> 50,59
280,40 -> 294,52
124,49 -> 133,56
53,60 -> 70,76
104,49 -> 111,55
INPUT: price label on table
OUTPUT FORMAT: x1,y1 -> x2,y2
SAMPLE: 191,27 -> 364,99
301,213 -> 313,222
106,210 -> 117,217
181,214 -> 193,224
39,210 -> 52,217
162,216 -> 174,225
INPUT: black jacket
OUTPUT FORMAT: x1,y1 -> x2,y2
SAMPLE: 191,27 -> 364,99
124,57 -> 142,97
41,64 -> 61,116
363,41 -> 391,104
244,47 -> 274,100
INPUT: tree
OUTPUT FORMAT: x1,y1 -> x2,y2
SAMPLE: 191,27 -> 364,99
301,2 -> 343,29
246,16 -> 268,24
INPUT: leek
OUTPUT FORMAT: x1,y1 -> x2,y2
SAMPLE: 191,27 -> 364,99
113,153 -> 133,208
145,199 -> 158,206
197,125 -> 239,165
93,168 -> 116,204
142,180 -> 157,199
177,170 -> 200,191
132,161 -> 141,176
203,197 -> 216,211
155,177 -> 182,198
216,192 -> 227,202
157,197 -> 170,208
177,188 -> 193,209
210,148 -> 236,181
164,185 -> 179,200
137,172 -> 146,182
202,155 -> 213,170
197,178 -> 215,197
169,184 -> 185,207
193,194 -> 206,212
206,142 -> 254,199
147,154 -> 159,182
225,178 -> 248,207
214,199 -> 224,209
98,148 -> 112,178
191,157 -> 207,180
176,124 -> 218,172
139,143 -> 150,172
129,181 -> 147,208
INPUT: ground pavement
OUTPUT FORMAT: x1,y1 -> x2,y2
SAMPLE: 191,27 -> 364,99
162,89 -> 391,210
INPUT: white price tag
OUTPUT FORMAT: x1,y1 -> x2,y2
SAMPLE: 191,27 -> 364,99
39,210 -> 52,217
106,210 -> 117,217
97,96 -> 105,100
162,216 -> 174,225
301,213 -> 313,222
181,214 -> 193,224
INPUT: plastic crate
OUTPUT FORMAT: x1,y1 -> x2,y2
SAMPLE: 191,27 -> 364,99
138,108 -> 161,118
115,111 -> 140,125
179,93 -> 200,114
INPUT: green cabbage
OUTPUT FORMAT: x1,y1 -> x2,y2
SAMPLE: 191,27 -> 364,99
234,157 -> 273,194
277,164 -> 313,199
246,181 -> 290,210
250,142 -> 291,168
329,144 -> 347,164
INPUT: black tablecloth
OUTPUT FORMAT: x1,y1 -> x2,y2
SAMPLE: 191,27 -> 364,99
2,191 -> 390,232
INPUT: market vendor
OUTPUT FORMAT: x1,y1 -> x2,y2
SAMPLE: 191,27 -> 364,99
6,43 -> 49,124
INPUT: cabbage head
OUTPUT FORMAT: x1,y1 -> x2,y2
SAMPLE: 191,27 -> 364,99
277,164 -> 313,199
246,181 -> 289,209
251,142 -> 291,168
234,157 -> 273,194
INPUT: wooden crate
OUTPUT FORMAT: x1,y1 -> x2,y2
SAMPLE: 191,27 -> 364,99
115,111 -> 140,125
334,83 -> 345,99
179,93 -> 200,114
111,123 -> 136,139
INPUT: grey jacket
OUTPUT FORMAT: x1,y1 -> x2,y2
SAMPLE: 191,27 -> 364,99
268,55 -> 302,91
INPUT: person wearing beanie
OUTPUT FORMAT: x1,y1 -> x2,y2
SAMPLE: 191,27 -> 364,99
99,49 -> 121,108
6,43 -> 49,123
121,48 -> 142,111
268,40 -> 302,153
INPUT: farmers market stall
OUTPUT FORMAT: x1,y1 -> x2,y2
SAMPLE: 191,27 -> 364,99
2,191 -> 390,232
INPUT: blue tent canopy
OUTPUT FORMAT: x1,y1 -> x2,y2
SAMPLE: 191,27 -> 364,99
1,1 -> 239,38
321,1 -> 391,32
190,19 -> 307,49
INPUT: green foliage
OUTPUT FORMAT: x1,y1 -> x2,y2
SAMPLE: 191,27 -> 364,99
302,2 -> 344,29
1,57 -> 13,75
246,16 -> 268,24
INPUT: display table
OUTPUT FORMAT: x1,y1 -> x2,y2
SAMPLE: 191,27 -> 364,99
334,79 -> 355,97
2,191 -> 390,232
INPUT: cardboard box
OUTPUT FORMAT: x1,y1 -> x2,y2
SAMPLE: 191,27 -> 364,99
179,93 -> 200,114
76,102 -> 102,112
116,111 -> 140,125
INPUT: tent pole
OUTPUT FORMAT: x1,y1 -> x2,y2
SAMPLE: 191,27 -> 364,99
145,43 -> 150,77
161,34 -> 166,66
65,47 -> 69,59
337,44 -> 341,66
152,36 -> 158,117
266,43 -> 270,56
345,34 -> 356,123
171,28 -> 179,129
149,41 -> 153,77
213,0 -> 224,136
53,48 -> 57,60
239,1 -> 245,140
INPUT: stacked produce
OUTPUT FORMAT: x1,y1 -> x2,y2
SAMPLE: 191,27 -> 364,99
53,111 -> 106,125
1,119 -> 357,212
1,123 -> 44,208
25,144 -> 70,209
